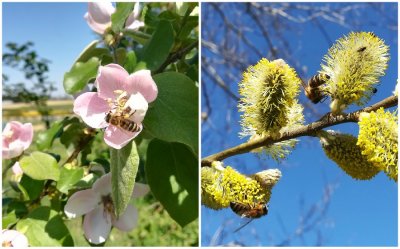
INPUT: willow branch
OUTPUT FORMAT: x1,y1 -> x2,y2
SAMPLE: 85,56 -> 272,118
201,95 -> 398,166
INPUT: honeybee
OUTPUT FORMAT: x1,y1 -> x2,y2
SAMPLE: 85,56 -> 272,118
230,201 -> 268,232
357,46 -> 367,53
301,73 -> 330,104
105,110 -> 140,133
230,201 -> 268,219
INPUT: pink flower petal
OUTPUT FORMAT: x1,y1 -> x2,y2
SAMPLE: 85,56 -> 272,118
18,123 -> 33,150
125,70 -> 158,103
2,230 -> 28,247
125,20 -> 145,31
83,206 -> 112,245
123,92 -> 148,124
103,124 -> 142,149
84,13 -> 109,35
125,3 -> 141,27
11,162 -> 23,176
132,183 -> 150,198
2,143 -> 24,160
2,121 -> 33,159
96,64 -> 129,100
93,173 -> 112,196
112,204 -> 138,231
64,189 -> 99,219
73,92 -> 110,129
87,2 -> 114,24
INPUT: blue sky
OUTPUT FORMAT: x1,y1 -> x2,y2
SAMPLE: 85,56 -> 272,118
201,2 -> 398,246
2,2 -> 98,97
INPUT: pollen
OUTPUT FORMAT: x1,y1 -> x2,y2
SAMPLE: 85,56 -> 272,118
238,58 -> 302,137
357,108 -> 398,181
319,130 -> 380,180
201,162 -> 281,210
320,32 -> 389,114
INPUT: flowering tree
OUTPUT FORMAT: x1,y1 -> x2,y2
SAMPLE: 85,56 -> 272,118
2,2 -> 198,246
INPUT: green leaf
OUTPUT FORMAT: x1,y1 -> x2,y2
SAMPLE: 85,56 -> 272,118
124,51 -> 137,74
60,121 -> 86,148
16,206 -> 74,246
2,210 -> 17,229
111,2 -> 135,33
72,40 -> 110,64
116,47 -> 127,66
144,72 -> 198,154
36,120 -> 64,150
18,175 -> 45,201
123,30 -> 151,45
178,16 -> 198,40
56,167 -> 84,194
63,57 -> 99,94
141,20 -> 174,71
110,141 -> 140,217
145,139 -> 198,227
19,152 -> 60,181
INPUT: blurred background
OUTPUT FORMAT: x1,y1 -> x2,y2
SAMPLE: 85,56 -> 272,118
2,2 -> 198,246
201,2 -> 397,246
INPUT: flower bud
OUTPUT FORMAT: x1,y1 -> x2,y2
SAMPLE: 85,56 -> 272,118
320,32 -> 389,114
239,58 -> 302,137
251,169 -> 282,203
357,108 -> 398,181
319,130 -> 380,180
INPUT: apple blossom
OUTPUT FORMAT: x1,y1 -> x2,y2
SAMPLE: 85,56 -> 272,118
85,2 -> 144,35
2,121 -> 33,159
10,162 -> 23,183
64,173 -> 149,244
1,229 -> 28,247
73,64 -> 158,149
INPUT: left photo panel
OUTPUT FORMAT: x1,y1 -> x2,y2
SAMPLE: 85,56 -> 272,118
2,2 -> 199,246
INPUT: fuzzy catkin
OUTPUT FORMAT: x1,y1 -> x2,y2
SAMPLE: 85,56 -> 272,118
319,131 -> 380,180
320,32 -> 389,114
358,108 -> 398,181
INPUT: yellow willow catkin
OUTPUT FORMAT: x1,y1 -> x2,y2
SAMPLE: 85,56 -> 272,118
201,162 -> 281,209
320,32 -> 389,114
239,58 -> 302,137
357,108 -> 398,182
319,131 -> 380,180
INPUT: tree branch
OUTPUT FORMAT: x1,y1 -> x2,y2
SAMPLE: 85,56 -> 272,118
154,41 -> 198,74
201,95 -> 397,166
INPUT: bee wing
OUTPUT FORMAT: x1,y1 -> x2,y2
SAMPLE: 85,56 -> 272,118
300,78 -> 308,90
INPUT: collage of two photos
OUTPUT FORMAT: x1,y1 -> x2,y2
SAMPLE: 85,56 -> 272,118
2,1 -> 398,247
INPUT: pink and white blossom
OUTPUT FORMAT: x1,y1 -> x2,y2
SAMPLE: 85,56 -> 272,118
85,2 -> 144,35
64,173 -> 149,245
74,64 -> 157,149
1,229 -> 29,247
10,162 -> 23,183
2,121 -> 33,159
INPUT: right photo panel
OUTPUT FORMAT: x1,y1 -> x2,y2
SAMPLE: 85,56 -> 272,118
201,2 -> 398,247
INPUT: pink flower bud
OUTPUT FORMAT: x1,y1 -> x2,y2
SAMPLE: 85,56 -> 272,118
2,121 -> 33,159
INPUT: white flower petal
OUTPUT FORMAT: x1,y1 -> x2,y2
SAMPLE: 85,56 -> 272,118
124,92 -> 148,124
64,189 -> 99,219
112,204 -> 138,231
92,173 -> 112,196
131,183 -> 150,198
83,206 -> 112,245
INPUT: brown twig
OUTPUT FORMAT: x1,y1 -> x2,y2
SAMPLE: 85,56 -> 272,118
63,128 -> 97,165
154,41 -> 198,74
201,95 -> 397,166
